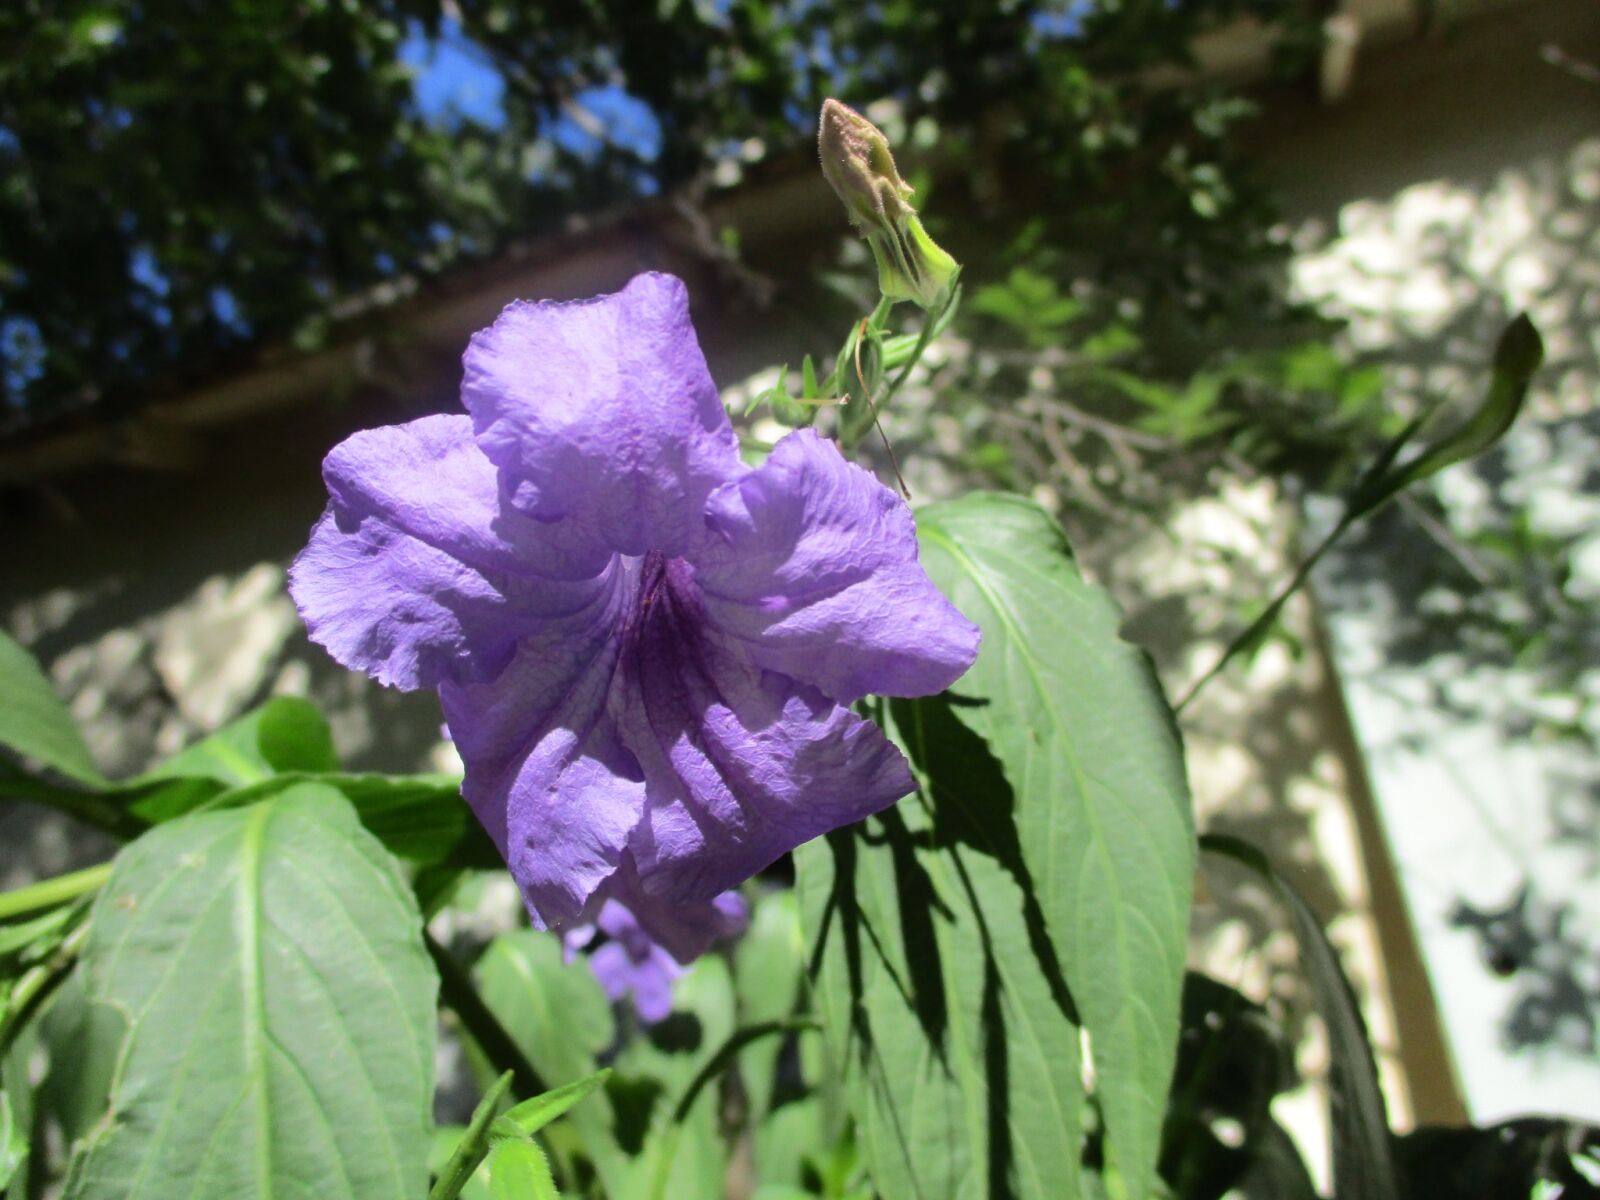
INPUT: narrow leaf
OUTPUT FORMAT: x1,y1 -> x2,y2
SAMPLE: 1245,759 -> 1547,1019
429,1072 -> 513,1200
1372,313 -> 1543,504
494,1068 -> 611,1140
487,1140 -> 559,1200
1201,834 -> 1400,1200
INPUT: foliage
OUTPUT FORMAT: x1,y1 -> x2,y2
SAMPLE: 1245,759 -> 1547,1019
0,6 -> 1589,1190
0,275 -> 1577,1195
0,0 -> 1321,426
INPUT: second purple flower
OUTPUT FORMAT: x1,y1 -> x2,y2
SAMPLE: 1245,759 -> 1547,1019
290,272 -> 980,959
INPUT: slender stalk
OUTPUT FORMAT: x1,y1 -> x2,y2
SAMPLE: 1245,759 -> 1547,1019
1173,512 -> 1352,715
0,918 -> 89,1060
670,1017 -> 820,1123
0,863 -> 111,921
427,1069 -> 514,1200
423,929 -> 547,1101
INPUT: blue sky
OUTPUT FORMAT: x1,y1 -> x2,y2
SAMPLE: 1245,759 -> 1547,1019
397,19 -> 661,162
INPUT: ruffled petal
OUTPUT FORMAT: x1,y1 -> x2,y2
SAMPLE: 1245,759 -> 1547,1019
591,867 -> 753,963
289,414 -> 610,691
438,560 -> 643,932
691,428 -> 980,703
322,413 -> 612,582
462,272 -> 743,559
616,563 -> 916,932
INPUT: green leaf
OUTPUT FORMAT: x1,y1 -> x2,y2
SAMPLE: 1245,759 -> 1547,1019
36,971 -> 118,1150
1370,313 -> 1543,504
62,784 -> 438,1200
915,493 -> 1195,1200
0,629 -> 106,787
487,1140 -> 559,1200
427,1127 -> 492,1200
623,958 -> 736,1200
751,1096 -> 828,1191
493,1068 -> 612,1140
798,694 -> 1088,1199
196,772 -> 494,868
1201,834 -> 1399,1200
0,1090 -> 25,1189
132,696 -> 338,791
429,1072 -> 513,1200
734,890 -> 805,1118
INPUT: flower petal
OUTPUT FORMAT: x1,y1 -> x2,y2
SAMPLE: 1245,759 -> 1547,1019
599,868 -> 755,964
692,428 -> 980,703
618,570 -> 916,927
289,414 -> 609,691
463,272 -> 743,558
322,413 -> 611,582
439,562 -> 642,932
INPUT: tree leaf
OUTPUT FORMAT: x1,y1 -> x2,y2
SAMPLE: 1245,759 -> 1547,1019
1201,834 -> 1399,1200
0,629 -> 106,787
796,693 -> 1087,1200
914,493 -> 1195,1200
62,783 -> 437,1200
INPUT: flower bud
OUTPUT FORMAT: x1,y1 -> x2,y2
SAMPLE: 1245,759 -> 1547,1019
818,99 -> 958,310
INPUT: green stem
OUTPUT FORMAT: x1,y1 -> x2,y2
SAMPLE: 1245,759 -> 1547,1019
424,929 -> 548,1100
670,1017 -> 820,1123
427,1069 -> 514,1200
0,918 -> 89,1060
1173,510 -> 1353,715
0,863 -> 111,921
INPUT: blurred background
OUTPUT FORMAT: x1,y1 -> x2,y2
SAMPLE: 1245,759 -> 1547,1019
1,0 -> 1595,1185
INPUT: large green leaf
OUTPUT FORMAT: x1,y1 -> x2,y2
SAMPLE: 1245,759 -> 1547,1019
916,493 -> 1195,1200
796,693 -> 1087,1200
0,629 -> 105,787
62,784 -> 437,1200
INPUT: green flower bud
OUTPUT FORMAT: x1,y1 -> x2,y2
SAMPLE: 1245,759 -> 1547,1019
818,98 -> 958,310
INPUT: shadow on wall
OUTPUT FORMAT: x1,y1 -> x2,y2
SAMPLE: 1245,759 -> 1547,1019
1303,125 -> 1600,1072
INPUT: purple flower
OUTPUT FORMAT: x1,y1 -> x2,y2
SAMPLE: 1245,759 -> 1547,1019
290,273 -> 979,959
565,893 -> 747,1024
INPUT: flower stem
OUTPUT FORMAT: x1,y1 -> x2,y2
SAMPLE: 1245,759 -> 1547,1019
0,917 -> 89,1060
423,929 -> 548,1100
0,863 -> 111,921
427,1069 -> 514,1200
